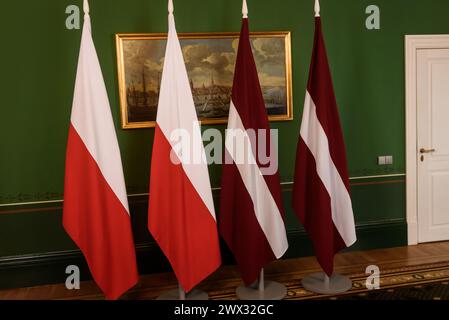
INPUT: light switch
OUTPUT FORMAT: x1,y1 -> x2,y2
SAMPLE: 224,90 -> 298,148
385,156 -> 393,165
378,156 -> 386,165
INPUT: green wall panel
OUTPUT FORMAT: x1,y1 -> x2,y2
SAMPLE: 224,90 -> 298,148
351,180 -> 405,224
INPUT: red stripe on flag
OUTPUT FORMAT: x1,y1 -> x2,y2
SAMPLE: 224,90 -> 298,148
307,18 -> 351,191
230,19 -> 285,211
220,152 -> 276,285
148,126 -> 221,293
63,125 -> 138,300
292,138 -> 346,276
219,18 -> 286,285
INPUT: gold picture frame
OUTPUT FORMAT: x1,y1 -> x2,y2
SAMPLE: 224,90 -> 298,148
116,32 -> 293,129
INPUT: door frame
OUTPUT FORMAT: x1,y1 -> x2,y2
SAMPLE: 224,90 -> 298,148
405,35 -> 449,245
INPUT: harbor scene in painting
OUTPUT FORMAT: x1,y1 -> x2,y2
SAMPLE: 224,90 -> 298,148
120,34 -> 289,125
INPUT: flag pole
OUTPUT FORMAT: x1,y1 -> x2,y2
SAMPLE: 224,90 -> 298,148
154,0 -> 215,300
157,284 -> 208,300
314,0 -> 320,17
83,0 -> 89,15
302,272 -> 353,295
302,260 -> 352,294
258,268 -> 265,294
233,0 -> 287,301
178,282 -> 186,300
242,0 -> 248,18
237,267 -> 287,300
324,274 -> 330,290
168,0 -> 173,15
296,0 -> 354,296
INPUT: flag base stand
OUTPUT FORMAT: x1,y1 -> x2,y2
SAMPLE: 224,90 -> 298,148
301,272 -> 352,294
236,269 -> 287,300
156,283 -> 209,300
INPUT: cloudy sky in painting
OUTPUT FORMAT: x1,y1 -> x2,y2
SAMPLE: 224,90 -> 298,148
123,36 -> 286,92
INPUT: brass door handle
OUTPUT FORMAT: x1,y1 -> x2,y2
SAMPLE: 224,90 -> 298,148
420,148 -> 436,154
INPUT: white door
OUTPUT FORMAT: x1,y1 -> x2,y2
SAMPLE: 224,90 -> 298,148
417,48 -> 449,243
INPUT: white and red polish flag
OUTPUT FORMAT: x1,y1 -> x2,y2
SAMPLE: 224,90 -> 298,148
292,5 -> 357,277
219,1 -> 289,286
147,1 -> 221,293
63,0 -> 138,300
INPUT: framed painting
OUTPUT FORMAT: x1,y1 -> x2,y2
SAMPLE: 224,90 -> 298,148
116,32 -> 293,129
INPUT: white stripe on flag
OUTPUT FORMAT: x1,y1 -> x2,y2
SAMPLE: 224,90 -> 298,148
155,14 -> 216,220
225,101 -> 289,258
70,16 -> 129,213
300,91 -> 357,246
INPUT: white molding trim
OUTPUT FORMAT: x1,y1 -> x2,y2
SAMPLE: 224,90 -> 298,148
405,34 -> 449,245
0,199 -> 64,208
348,173 -> 405,181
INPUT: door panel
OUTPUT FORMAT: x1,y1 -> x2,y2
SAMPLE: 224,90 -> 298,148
431,172 -> 449,226
417,48 -> 449,243
431,63 -> 449,156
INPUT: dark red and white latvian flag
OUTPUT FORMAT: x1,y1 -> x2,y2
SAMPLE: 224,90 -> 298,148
292,7 -> 357,277
148,3 -> 221,293
219,2 -> 289,286
63,0 -> 138,300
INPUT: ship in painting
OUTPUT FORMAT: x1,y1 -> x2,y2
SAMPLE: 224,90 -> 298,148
126,68 -> 286,123
126,68 -> 160,123
191,74 -> 231,119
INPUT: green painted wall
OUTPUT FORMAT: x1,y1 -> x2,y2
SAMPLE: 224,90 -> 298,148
1,0 -> 448,287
